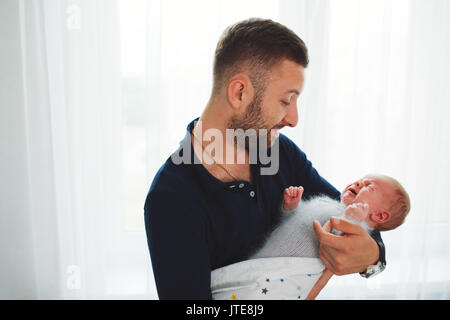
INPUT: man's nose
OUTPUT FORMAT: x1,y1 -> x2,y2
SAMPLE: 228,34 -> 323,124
283,104 -> 298,127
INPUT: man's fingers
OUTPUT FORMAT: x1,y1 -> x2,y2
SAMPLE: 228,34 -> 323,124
322,219 -> 332,233
319,243 -> 341,273
331,217 -> 365,235
313,220 -> 347,250
319,248 -> 336,274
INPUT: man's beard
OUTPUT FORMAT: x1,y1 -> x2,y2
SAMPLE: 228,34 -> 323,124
227,90 -> 277,151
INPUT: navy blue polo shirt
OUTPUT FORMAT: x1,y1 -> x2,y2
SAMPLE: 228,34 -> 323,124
144,118 -> 385,300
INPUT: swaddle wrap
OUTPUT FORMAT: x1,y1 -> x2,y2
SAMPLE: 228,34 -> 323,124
211,257 -> 325,300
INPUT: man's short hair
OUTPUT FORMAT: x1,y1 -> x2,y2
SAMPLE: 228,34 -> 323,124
213,18 -> 309,95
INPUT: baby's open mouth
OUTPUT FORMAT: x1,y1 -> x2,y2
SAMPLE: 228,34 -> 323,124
349,187 -> 357,195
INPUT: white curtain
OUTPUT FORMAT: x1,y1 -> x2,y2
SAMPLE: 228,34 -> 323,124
1,0 -> 449,299
279,0 -> 450,299
1,0 -> 154,299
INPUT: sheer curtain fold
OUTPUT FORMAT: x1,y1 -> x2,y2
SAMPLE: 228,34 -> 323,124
20,0 -> 61,299
1,0 -> 40,299
42,0 -> 128,298
1,0 -> 134,299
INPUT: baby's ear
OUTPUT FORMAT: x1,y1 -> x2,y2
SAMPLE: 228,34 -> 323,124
370,210 -> 390,223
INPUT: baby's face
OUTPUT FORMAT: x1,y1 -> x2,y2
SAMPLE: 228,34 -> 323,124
341,175 -> 395,219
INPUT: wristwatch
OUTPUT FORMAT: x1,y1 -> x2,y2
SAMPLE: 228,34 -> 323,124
360,235 -> 386,278
360,260 -> 386,278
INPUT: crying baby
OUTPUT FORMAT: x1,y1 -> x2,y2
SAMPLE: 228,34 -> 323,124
251,174 -> 411,260
211,174 -> 410,300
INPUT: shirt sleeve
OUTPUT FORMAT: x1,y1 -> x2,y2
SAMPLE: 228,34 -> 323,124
368,229 -> 386,267
281,136 -> 340,201
144,191 -> 212,300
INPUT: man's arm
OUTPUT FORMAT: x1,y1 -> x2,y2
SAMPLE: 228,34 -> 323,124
282,136 -> 340,201
144,191 -> 212,299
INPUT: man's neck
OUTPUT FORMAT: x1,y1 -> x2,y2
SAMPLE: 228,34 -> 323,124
191,102 -> 252,183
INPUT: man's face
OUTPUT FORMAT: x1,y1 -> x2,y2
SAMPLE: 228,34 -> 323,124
228,59 -> 305,147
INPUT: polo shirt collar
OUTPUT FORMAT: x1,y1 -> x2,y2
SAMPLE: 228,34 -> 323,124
182,118 -> 261,193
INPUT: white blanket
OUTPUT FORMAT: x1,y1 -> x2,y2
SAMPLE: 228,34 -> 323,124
211,257 -> 325,300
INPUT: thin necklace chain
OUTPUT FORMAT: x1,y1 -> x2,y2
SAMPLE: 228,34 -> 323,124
191,130 -> 238,181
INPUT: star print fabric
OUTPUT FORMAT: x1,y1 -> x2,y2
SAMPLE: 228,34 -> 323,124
211,257 -> 324,300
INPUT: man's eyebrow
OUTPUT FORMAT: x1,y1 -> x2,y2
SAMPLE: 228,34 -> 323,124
284,89 -> 300,95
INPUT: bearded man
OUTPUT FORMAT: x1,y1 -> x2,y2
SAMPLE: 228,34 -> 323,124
144,18 -> 386,300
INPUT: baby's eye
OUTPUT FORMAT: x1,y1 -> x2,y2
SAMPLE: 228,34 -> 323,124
281,100 -> 290,106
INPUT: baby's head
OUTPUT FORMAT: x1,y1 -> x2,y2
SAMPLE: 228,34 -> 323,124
341,174 -> 410,231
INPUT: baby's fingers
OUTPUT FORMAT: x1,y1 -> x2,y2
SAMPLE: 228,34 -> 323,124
297,186 -> 304,198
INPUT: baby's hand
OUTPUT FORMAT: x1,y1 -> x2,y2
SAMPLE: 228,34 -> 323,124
345,203 -> 370,222
283,186 -> 304,211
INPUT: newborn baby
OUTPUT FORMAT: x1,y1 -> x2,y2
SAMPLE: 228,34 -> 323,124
211,174 -> 410,300
251,174 -> 411,260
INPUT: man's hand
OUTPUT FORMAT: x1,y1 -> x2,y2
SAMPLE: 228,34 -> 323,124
313,217 -> 379,275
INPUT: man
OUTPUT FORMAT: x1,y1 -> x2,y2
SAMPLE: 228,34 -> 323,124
144,18 -> 385,300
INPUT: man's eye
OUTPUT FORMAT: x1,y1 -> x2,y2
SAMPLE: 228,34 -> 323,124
281,101 -> 290,106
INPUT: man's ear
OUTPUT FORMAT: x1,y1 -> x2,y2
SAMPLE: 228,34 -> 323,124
369,210 -> 390,224
227,74 -> 254,110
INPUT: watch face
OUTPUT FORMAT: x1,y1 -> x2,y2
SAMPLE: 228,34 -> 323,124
362,262 -> 385,278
